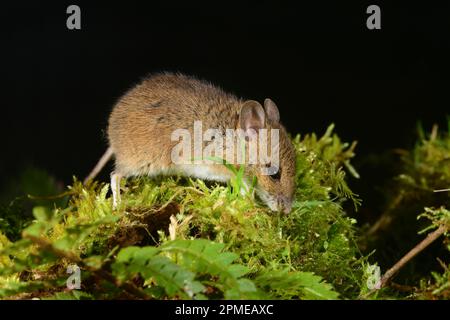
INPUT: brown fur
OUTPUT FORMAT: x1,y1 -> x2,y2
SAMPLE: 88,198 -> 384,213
107,72 -> 296,212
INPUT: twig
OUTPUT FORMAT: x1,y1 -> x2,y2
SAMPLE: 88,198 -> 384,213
434,188 -> 450,193
23,234 -> 150,299
390,282 -> 417,293
360,224 -> 447,299
378,224 -> 447,289
367,193 -> 404,236
430,124 -> 438,141
27,191 -> 75,200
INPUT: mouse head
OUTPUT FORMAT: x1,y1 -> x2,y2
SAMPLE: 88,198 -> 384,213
238,98 -> 296,213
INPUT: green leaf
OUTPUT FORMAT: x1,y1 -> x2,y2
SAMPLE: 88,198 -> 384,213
160,239 -> 256,298
111,245 -> 204,299
146,256 -> 204,298
296,272 -> 339,300
255,269 -> 339,300
32,206 -> 51,222
22,221 -> 47,237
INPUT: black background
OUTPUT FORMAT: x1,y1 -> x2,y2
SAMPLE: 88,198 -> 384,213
2,0 -> 449,185
0,299 -> 440,318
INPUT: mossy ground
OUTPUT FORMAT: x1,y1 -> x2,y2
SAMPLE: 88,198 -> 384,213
0,122 -> 448,300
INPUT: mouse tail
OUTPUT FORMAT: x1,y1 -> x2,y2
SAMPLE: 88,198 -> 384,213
83,146 -> 114,185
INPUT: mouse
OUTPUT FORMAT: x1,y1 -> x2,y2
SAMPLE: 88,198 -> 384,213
84,72 -> 296,213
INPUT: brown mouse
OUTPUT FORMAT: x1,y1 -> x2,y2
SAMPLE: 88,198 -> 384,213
85,72 -> 296,213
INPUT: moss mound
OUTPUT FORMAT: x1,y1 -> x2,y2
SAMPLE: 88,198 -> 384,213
0,124 -> 366,299
2,121 -> 448,300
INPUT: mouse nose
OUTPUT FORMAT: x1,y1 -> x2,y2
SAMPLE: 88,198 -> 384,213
277,196 -> 292,214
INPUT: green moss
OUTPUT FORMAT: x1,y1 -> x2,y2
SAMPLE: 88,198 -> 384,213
0,124 -> 366,299
362,120 -> 450,299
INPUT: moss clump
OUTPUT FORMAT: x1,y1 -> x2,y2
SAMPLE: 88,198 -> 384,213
0,124 -> 365,299
362,120 -> 450,299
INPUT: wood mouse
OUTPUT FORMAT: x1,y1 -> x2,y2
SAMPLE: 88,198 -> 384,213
85,72 -> 296,213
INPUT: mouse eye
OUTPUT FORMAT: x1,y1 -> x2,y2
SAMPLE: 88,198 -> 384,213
265,164 -> 281,181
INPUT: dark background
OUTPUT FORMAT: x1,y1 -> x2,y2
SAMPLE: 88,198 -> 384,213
1,0 -> 449,186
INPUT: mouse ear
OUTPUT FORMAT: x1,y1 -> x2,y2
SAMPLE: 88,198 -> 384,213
264,98 -> 280,123
239,100 -> 266,136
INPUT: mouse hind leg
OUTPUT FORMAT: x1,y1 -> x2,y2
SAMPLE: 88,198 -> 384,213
110,171 -> 122,209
